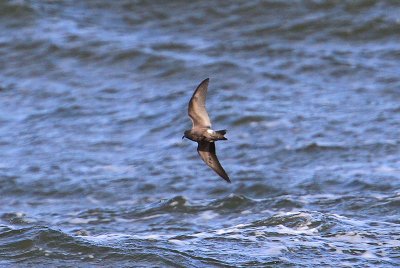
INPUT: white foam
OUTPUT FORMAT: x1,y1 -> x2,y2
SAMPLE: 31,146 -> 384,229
215,228 -> 235,235
168,239 -> 189,246
375,165 -> 399,174
361,251 -> 378,259
81,233 -> 131,241
263,245 -> 287,256
69,217 -> 98,224
134,234 -> 162,240
80,233 -> 174,242
199,210 -> 219,220
191,232 -> 209,238
273,224 -> 318,235
139,214 -> 163,220
214,223 -> 249,235
115,217 -> 134,223
226,234 -> 244,240
241,210 -> 252,214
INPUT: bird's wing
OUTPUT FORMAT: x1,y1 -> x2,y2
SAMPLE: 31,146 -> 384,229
197,141 -> 230,183
188,78 -> 212,128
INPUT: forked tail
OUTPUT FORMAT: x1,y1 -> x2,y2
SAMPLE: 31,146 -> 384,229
215,129 -> 227,140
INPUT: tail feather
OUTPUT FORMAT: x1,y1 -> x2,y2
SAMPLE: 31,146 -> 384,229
216,129 -> 226,135
216,129 -> 227,140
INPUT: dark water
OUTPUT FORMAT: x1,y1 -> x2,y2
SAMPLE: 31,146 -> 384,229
1,0 -> 400,267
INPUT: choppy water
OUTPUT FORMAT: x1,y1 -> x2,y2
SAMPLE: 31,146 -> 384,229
1,0 -> 400,267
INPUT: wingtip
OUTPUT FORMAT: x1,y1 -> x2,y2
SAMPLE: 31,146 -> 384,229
193,78 -> 210,94
223,176 -> 231,183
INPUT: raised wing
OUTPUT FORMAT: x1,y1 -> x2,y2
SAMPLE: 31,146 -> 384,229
188,78 -> 212,128
197,141 -> 230,183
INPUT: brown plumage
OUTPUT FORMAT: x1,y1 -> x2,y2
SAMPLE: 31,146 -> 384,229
183,78 -> 231,183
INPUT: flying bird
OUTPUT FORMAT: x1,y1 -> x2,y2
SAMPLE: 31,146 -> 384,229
182,78 -> 231,183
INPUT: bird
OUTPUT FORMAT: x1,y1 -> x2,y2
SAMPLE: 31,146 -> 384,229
182,78 -> 231,183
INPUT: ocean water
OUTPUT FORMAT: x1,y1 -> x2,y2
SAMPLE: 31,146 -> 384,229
0,0 -> 400,267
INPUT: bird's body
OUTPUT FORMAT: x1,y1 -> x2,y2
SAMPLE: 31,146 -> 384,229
184,128 -> 227,143
183,78 -> 231,183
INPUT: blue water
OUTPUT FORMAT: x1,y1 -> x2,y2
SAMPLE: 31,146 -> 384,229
0,1 -> 400,267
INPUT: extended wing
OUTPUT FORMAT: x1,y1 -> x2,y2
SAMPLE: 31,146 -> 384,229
197,141 -> 230,183
188,78 -> 212,128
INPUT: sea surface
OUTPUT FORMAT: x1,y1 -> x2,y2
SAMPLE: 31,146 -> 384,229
1,0 -> 400,267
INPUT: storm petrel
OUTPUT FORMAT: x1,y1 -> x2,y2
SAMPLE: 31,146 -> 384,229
182,78 -> 231,183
